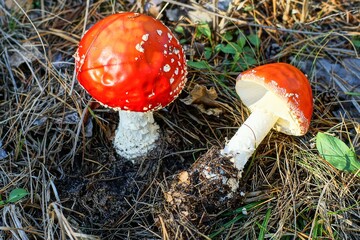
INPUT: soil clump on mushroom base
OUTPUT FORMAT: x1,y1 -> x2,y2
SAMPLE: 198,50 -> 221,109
165,147 -> 245,225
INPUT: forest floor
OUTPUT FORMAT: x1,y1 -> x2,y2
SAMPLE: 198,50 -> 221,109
0,0 -> 359,239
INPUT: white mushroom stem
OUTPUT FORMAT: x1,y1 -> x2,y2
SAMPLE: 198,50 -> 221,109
113,111 -> 159,162
221,109 -> 279,171
221,88 -> 287,171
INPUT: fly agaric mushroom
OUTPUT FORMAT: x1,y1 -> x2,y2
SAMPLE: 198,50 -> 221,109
221,63 -> 313,171
75,12 -> 187,160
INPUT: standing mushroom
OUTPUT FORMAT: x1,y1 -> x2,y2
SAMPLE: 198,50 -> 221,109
222,63 -> 313,171
74,12 -> 187,160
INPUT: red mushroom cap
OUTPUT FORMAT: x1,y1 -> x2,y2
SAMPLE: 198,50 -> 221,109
75,12 -> 187,112
236,63 -> 313,135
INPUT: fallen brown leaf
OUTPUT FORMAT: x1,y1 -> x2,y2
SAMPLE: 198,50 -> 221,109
181,84 -> 232,116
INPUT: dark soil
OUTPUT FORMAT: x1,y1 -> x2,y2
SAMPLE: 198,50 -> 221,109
56,151 -> 140,227
53,108 -> 215,234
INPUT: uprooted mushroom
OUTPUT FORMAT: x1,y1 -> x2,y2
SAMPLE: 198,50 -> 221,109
166,63 -> 313,221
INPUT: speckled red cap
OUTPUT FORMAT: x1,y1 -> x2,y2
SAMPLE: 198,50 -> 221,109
75,12 -> 187,112
236,63 -> 313,136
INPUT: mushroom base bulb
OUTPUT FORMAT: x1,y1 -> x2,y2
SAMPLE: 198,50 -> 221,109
113,111 -> 159,161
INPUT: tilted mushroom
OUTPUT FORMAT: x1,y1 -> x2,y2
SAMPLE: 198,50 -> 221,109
164,63 -> 313,222
221,63 -> 313,171
75,12 -> 187,160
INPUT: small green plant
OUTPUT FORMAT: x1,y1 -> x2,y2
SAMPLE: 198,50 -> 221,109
0,188 -> 29,206
195,23 -> 212,45
187,22 -> 261,72
209,200 -> 268,239
257,208 -> 272,240
215,30 -> 260,72
316,132 -> 360,176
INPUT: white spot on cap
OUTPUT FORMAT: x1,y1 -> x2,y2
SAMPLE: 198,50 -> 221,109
164,44 -> 168,48
164,50 -> 167,54
143,107 -> 148,111
163,64 -> 171,72
173,48 -> 180,55
175,68 -> 179,75
171,58 -> 175,63
167,33 -> 173,41
170,78 -> 175,84
126,99 -> 129,103
142,33 -> 149,41
148,92 -> 155,97
157,30 -> 162,36
74,50 -> 80,63
136,43 -> 144,53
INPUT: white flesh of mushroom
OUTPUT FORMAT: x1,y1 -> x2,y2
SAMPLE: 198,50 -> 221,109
113,111 -> 159,161
221,90 -> 289,171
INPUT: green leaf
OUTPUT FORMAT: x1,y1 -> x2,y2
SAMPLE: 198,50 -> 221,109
316,132 -> 360,176
204,47 -> 212,60
196,23 -> 212,40
220,43 -> 243,54
352,39 -> 360,48
243,4 -> 254,11
222,31 -> 233,41
220,43 -> 237,54
244,55 -> 258,65
6,188 -> 29,203
247,34 -> 261,48
179,39 -> 187,44
187,60 -> 211,69
237,35 -> 246,48
174,25 -> 185,35
258,208 -> 272,240
351,36 -> 360,49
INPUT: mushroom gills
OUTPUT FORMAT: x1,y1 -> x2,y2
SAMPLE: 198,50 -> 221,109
237,81 -> 303,135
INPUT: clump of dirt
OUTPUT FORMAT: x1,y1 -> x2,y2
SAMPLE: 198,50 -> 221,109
164,147 -> 245,225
